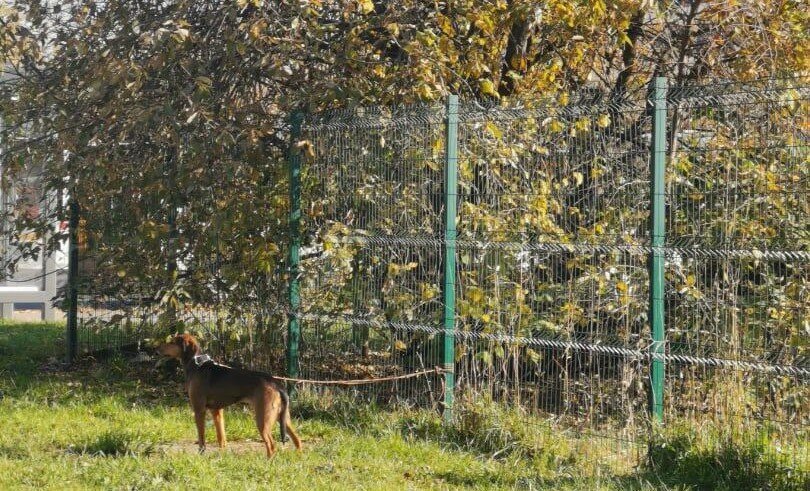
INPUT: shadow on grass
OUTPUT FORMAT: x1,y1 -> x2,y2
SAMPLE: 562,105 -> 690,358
0,443 -> 33,459
0,322 -> 188,408
644,432 -> 809,491
66,430 -> 157,457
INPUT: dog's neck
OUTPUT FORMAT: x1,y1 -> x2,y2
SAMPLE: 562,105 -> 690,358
180,344 -> 204,377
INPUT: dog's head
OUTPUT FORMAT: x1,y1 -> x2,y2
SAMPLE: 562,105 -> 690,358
156,333 -> 201,360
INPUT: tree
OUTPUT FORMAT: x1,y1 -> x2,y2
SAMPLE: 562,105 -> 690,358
0,0 -> 806,339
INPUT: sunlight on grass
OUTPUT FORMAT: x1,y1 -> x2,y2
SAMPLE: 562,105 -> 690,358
0,323 -> 805,490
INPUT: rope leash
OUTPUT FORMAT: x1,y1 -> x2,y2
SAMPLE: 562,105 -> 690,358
274,367 -> 447,386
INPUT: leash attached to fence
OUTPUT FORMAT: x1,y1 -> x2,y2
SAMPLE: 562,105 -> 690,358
273,367 -> 447,387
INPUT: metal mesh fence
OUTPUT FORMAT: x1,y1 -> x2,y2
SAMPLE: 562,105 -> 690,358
72,78 -> 809,473
663,79 -> 809,471
449,97 -> 653,455
75,256 -> 287,372
295,105 -> 447,405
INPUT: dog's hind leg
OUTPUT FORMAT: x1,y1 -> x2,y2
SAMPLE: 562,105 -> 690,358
254,396 -> 277,457
211,408 -> 226,449
284,406 -> 303,451
193,407 -> 207,453
277,388 -> 302,450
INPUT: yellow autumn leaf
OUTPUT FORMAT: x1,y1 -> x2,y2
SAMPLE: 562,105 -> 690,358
479,79 -> 500,99
359,0 -> 374,15
388,262 -> 418,276
597,114 -> 611,128
425,160 -> 441,171
420,283 -> 438,301
436,15 -> 454,35
547,119 -> 564,133
574,118 -> 590,132
295,140 -> 316,158
195,76 -> 212,88
385,23 -> 399,37
486,121 -> 503,139
249,19 -> 267,40
372,65 -> 386,78
395,340 -> 407,351
416,84 -> 433,100
616,281 -> 628,293
572,171 -> 584,186
468,287 -> 484,304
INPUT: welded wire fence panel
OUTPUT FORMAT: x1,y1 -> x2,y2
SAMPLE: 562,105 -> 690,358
75,232 -> 162,356
453,97 -> 652,455
664,79 -> 809,471
297,106 -> 447,404
296,81 -> 808,475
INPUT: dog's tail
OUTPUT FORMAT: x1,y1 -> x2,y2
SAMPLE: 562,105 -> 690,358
278,386 -> 289,444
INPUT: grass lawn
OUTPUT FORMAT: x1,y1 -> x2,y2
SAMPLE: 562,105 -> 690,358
0,322 -> 804,490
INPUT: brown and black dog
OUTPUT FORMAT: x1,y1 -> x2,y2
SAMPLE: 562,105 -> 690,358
156,333 -> 302,457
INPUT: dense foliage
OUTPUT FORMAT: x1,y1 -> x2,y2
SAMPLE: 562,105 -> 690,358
1,0 -> 807,292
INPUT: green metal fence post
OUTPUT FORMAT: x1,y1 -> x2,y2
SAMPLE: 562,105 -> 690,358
287,112 -> 304,379
165,149 -> 178,329
65,198 -> 80,364
649,76 -> 667,423
441,95 -> 459,421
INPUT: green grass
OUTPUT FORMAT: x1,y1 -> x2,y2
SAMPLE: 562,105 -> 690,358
0,322 -> 805,490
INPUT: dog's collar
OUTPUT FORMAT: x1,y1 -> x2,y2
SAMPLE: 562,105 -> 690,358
193,354 -> 213,366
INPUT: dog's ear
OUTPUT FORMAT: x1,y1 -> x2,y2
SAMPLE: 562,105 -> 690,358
177,333 -> 199,354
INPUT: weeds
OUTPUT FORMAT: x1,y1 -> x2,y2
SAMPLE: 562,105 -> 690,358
68,430 -> 156,457
296,389 -> 808,490
647,423 -> 809,491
